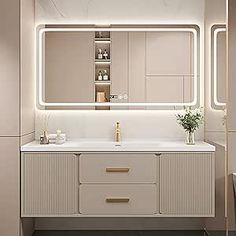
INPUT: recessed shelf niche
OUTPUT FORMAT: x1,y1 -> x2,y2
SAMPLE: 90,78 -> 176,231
94,31 -> 111,110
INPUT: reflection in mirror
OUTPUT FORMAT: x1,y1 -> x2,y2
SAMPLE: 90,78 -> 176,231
38,26 -> 199,109
211,25 -> 226,109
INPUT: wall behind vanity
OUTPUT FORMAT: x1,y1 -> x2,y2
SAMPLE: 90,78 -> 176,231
204,0 -> 226,233
34,0 -> 206,231
35,0 -> 205,142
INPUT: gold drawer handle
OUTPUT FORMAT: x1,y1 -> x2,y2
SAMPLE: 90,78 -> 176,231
106,167 -> 130,173
106,198 -> 130,203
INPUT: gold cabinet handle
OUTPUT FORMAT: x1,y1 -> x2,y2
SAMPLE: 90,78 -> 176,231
106,198 -> 130,203
106,167 -> 130,173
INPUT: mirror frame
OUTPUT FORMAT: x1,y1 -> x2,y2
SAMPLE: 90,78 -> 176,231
37,25 -> 200,110
211,24 -> 226,110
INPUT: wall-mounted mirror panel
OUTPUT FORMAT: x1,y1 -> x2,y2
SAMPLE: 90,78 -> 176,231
38,25 -> 200,110
211,25 -> 226,109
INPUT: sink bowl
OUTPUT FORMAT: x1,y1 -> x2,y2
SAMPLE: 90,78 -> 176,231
74,141 -> 162,150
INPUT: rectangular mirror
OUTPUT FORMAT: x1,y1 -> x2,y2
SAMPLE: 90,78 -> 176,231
211,24 -> 226,109
38,25 -> 199,109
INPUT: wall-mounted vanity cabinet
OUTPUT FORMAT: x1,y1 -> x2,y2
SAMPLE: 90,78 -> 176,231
21,145 -> 215,217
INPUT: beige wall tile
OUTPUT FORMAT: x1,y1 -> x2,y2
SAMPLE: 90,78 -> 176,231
227,0 -> 236,131
0,137 -> 20,236
21,0 -> 35,136
227,132 -> 236,230
0,0 -> 20,136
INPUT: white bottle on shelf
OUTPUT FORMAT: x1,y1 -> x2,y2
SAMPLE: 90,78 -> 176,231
103,70 -> 109,81
97,49 -> 103,60
103,49 -> 109,59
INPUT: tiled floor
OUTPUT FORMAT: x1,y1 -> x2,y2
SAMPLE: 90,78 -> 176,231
32,230 -> 230,236
33,230 -> 205,236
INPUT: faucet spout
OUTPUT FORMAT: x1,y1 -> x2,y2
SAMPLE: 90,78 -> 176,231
115,121 -> 121,142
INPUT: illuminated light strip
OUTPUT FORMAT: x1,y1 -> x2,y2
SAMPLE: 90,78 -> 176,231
213,27 -> 226,107
95,61 -> 111,64
38,27 -> 198,107
95,40 -> 111,43
95,82 -> 111,85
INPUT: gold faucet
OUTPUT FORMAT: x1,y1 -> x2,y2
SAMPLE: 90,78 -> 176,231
115,121 -> 121,142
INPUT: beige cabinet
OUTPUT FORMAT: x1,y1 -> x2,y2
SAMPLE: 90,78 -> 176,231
21,153 -> 79,216
160,153 -> 214,216
21,151 -> 214,217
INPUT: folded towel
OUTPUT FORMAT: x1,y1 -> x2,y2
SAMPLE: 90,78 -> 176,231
48,134 -> 66,144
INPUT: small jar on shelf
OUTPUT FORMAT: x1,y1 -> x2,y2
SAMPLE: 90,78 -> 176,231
103,49 -> 109,59
97,71 -> 103,81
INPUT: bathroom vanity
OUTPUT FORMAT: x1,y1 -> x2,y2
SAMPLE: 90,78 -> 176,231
21,141 -> 215,218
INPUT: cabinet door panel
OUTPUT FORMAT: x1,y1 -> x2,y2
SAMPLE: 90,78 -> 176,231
21,153 -> 78,216
160,152 -> 214,216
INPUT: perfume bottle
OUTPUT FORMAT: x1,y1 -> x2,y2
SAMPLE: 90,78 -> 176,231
98,31 -> 103,38
103,70 -> 109,81
97,71 -> 103,81
97,49 -> 103,59
103,49 -> 109,59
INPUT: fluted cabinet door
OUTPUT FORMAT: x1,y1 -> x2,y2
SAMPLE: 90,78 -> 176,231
21,153 -> 79,216
160,152 -> 214,216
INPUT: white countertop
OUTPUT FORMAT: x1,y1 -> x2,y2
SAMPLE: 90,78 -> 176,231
21,140 -> 215,152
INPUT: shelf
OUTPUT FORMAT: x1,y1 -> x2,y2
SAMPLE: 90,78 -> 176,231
95,81 -> 111,85
95,37 -> 111,41
95,60 -> 111,64
95,39 -> 111,43
94,31 -> 111,110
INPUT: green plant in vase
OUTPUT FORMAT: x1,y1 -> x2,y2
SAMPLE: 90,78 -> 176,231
176,107 -> 204,145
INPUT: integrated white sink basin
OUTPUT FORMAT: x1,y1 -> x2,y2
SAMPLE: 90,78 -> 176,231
21,140 -> 215,152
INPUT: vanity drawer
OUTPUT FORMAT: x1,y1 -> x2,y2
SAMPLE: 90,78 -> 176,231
79,153 -> 158,183
79,184 -> 157,215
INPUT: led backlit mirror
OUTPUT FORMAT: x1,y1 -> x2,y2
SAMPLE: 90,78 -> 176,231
37,25 -> 200,110
211,25 -> 226,109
